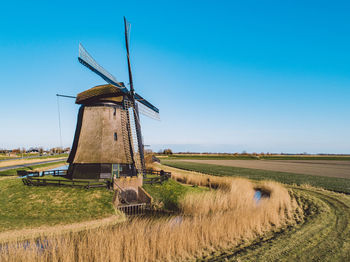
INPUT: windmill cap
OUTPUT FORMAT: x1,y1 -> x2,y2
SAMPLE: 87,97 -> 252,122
76,84 -> 127,104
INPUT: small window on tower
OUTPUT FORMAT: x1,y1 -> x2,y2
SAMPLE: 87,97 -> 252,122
114,132 -> 118,141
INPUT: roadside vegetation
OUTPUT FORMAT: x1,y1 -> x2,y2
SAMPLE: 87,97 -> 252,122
0,153 -> 68,161
162,160 -> 350,194
0,161 -> 67,176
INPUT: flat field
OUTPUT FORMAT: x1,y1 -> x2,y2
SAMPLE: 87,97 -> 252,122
162,160 -> 350,194
160,154 -> 350,161
180,159 -> 350,179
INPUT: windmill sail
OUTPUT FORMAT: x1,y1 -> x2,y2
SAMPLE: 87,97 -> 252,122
136,101 -> 160,120
124,100 -> 143,172
78,43 -> 129,93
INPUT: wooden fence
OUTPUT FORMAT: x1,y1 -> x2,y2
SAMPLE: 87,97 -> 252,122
17,169 -> 67,178
42,170 -> 67,176
144,169 -> 171,176
143,169 -> 171,185
22,177 -> 108,189
17,170 -> 40,177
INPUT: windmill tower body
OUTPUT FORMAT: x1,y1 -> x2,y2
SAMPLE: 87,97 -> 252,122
67,84 -> 143,180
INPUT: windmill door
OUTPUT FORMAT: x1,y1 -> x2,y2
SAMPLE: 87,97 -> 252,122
112,164 -> 120,178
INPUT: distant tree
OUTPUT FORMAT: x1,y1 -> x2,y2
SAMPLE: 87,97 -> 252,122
163,149 -> 173,155
12,148 -> 20,154
38,147 -> 44,155
144,149 -> 153,154
64,147 -> 71,153
50,147 -> 60,154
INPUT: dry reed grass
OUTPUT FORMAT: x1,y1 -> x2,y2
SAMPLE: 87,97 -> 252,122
0,165 -> 302,262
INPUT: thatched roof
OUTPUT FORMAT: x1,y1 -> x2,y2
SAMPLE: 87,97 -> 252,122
76,84 -> 127,104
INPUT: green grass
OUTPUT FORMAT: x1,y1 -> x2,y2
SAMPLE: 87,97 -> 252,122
143,179 -> 208,211
33,175 -> 108,186
160,154 -> 350,161
0,156 -> 13,160
26,153 -> 68,159
162,160 -> 350,194
0,177 -> 115,232
0,161 -> 67,177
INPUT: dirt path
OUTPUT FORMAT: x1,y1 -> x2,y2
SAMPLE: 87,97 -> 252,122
0,214 -> 125,243
181,159 -> 350,179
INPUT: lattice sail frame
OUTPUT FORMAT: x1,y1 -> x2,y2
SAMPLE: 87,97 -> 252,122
136,101 -> 160,120
123,99 -> 144,173
79,44 -> 119,84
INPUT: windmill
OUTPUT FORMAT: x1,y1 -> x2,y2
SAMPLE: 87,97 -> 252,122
67,17 -> 159,181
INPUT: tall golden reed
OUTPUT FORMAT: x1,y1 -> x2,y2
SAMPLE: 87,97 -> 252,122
0,170 -> 302,262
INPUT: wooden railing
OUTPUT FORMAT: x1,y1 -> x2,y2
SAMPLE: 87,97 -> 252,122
42,170 -> 67,176
17,169 -> 67,178
143,169 -> 171,185
114,182 -> 130,205
143,175 -> 170,185
144,169 -> 171,176
117,203 -> 148,215
17,170 -> 40,177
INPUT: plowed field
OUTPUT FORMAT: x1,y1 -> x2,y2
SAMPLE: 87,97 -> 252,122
181,159 -> 350,179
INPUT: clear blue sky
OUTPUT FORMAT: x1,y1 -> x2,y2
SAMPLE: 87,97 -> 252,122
0,0 -> 349,153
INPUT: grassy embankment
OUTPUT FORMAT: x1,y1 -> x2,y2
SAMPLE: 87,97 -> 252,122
0,176 -> 115,233
0,160 -> 116,235
162,160 -> 350,194
143,179 -> 208,210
